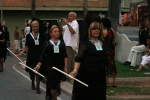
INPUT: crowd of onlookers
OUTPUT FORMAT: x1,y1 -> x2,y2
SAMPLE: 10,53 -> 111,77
13,21 -> 31,54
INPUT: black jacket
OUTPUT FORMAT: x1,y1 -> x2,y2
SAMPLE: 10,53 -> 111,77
139,29 -> 149,47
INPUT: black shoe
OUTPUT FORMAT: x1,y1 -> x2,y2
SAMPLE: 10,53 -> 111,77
25,67 -> 29,72
0,67 -> 3,72
46,96 -> 52,100
123,61 -> 131,65
46,96 -> 49,100
36,87 -> 41,94
31,84 -> 35,90
57,84 -> 61,96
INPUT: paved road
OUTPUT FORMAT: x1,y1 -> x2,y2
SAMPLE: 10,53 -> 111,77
0,55 -> 71,100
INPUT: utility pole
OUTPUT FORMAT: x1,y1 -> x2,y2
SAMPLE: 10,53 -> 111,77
0,0 -> 3,24
31,0 -> 36,18
81,0 -> 88,42
108,0 -> 121,31
83,0 -> 88,22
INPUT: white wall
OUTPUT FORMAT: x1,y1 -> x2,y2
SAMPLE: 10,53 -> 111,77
115,33 -> 146,66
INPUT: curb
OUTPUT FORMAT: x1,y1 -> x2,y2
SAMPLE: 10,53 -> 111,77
61,81 -> 73,96
60,77 -> 150,99
107,95 -> 150,99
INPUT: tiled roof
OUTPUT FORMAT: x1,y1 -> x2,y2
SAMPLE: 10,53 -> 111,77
3,0 -> 108,7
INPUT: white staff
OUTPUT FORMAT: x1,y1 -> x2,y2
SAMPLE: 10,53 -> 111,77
52,67 -> 88,87
7,48 -> 24,64
7,48 -> 45,78
20,62 -> 45,78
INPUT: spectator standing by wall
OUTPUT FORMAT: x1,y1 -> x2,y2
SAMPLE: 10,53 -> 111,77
101,18 -> 118,87
19,29 -> 25,49
24,23 -> 30,36
45,22 -> 49,34
0,25 -> 5,72
3,26 -> 10,56
14,26 -> 20,54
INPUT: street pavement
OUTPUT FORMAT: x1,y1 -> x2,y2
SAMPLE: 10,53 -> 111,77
0,55 -> 71,100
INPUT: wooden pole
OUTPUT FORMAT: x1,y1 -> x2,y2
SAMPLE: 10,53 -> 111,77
7,48 -> 24,64
20,62 -> 45,78
52,67 -> 88,87
7,48 -> 45,78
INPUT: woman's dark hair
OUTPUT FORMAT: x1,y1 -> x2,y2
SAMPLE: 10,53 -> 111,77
139,22 -> 145,29
26,23 -> 30,26
21,29 -> 24,32
4,26 -> 8,31
101,18 -> 111,29
42,21 -> 63,41
15,26 -> 18,29
148,36 -> 150,39
0,24 -> 3,32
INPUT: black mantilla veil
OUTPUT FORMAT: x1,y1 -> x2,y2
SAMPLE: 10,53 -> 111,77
81,13 -> 101,42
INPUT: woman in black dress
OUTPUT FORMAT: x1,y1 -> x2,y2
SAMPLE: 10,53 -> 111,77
34,25 -> 68,100
101,18 -> 118,87
18,20 -> 43,94
0,25 -> 5,72
70,22 -> 108,100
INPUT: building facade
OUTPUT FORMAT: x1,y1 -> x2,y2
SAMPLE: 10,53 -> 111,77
1,0 -> 131,41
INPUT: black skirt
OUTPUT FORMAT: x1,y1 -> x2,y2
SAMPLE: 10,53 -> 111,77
72,65 -> 106,100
